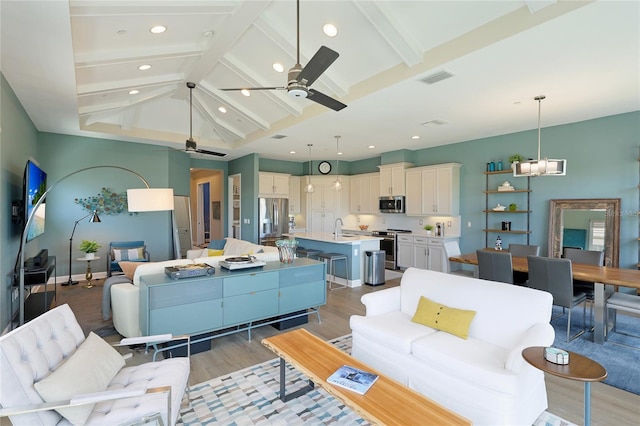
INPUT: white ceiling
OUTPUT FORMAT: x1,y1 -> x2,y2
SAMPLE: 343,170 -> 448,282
2,1 -> 639,162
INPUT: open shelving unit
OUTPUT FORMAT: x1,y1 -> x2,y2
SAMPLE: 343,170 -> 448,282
483,169 -> 531,248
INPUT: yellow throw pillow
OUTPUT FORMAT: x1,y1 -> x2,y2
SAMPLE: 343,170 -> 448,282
411,296 -> 476,339
208,249 -> 224,256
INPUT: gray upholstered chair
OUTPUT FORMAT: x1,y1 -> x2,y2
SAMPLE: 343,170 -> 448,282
508,244 -> 540,285
605,292 -> 640,341
563,248 -> 604,326
107,240 -> 150,277
527,255 -> 587,342
476,250 -> 513,284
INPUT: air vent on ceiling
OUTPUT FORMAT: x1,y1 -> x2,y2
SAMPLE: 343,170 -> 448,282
420,70 -> 454,85
271,134 -> 287,139
421,119 -> 448,127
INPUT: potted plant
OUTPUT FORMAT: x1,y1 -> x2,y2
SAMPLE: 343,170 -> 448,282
508,154 -> 525,171
79,240 -> 101,259
424,225 -> 433,236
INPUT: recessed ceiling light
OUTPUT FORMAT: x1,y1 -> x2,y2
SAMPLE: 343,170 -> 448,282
273,63 -> 284,73
368,145 -> 375,149
150,25 -> 166,34
411,135 -> 420,140
129,89 -> 139,95
218,106 -> 227,113
289,150 -> 296,154
241,89 -> 251,97
323,23 -> 338,37
138,64 -> 151,71
338,151 -> 343,155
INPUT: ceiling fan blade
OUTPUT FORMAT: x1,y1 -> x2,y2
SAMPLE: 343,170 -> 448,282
195,148 -> 227,157
220,87 -> 286,92
296,46 -> 339,86
307,88 -> 347,111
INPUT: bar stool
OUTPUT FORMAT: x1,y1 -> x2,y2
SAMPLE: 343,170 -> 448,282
317,252 -> 349,290
297,248 -> 322,260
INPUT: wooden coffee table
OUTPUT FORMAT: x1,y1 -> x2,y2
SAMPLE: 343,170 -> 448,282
262,329 -> 471,425
522,347 -> 607,426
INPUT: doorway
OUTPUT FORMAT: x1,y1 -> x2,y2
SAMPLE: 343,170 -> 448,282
228,174 -> 241,239
197,182 -> 211,244
190,169 -> 224,247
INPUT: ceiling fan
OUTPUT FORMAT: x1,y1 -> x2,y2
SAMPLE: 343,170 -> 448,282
220,0 -> 347,111
180,82 -> 227,157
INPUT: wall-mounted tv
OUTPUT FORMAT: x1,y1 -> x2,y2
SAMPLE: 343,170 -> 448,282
24,160 -> 47,242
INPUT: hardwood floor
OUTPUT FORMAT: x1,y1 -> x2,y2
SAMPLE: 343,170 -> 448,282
60,276 -> 639,425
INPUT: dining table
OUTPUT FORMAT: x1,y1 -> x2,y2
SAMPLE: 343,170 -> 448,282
449,252 -> 640,344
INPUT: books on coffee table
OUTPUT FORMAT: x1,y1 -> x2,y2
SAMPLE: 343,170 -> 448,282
327,365 -> 379,395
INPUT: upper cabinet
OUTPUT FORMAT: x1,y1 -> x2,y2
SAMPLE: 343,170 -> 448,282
405,163 -> 461,216
289,176 -> 301,214
378,162 -> 413,196
350,172 -> 380,214
259,172 -> 290,198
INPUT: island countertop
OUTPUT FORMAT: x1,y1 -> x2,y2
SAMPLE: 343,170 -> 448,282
284,232 -> 382,245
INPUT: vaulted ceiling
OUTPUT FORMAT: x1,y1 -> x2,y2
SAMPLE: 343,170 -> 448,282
2,1 -> 638,162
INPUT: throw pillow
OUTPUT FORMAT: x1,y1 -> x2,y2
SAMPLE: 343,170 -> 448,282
112,246 -> 146,262
411,296 -> 476,339
34,332 -> 125,425
118,261 -> 146,280
207,249 -> 224,256
207,239 -> 226,250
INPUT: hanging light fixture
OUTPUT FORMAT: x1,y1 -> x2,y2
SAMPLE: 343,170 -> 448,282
332,135 -> 343,191
304,144 -> 315,193
514,95 -> 567,177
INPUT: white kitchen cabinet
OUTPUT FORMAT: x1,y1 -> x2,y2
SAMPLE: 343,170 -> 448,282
350,172 -> 380,214
288,176 -> 301,214
396,235 -> 414,269
310,209 -> 336,234
404,163 -> 461,215
305,176 -> 350,234
378,163 -> 412,196
413,236 -> 428,269
427,239 -> 448,272
259,172 -> 290,198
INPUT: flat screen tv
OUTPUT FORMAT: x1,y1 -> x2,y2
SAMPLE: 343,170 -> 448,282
24,160 -> 47,242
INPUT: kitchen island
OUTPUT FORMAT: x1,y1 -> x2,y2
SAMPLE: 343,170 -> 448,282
285,233 -> 382,287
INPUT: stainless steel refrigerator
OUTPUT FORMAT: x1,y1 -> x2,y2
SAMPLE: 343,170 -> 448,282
258,198 -> 289,246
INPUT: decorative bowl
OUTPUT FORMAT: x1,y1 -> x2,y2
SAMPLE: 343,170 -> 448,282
359,225 -> 369,230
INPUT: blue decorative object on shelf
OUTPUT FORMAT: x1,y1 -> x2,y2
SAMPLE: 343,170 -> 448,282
497,160 -> 503,171
489,161 -> 496,172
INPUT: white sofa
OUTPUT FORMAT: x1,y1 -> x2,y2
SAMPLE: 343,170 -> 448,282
0,304 -> 189,426
349,268 -> 555,425
109,238 -> 279,338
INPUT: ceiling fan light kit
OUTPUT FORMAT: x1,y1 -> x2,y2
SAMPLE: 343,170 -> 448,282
513,95 -> 566,177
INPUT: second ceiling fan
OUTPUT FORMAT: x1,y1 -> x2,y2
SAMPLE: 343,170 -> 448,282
221,0 -> 347,112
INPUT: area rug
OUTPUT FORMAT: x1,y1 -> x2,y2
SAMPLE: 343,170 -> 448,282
550,306 -> 640,395
178,335 -> 574,425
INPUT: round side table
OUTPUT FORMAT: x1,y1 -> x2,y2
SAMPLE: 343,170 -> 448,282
77,256 -> 101,288
522,346 -> 607,426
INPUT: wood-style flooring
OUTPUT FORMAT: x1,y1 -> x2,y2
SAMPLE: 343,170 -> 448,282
56,276 -> 640,426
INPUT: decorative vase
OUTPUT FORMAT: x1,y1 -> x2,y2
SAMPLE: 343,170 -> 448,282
426,230 -> 432,236
276,239 -> 298,263
511,162 -> 518,172
85,252 -> 95,260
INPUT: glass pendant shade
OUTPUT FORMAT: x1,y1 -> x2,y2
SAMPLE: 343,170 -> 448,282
332,135 -> 342,191
304,144 -> 315,193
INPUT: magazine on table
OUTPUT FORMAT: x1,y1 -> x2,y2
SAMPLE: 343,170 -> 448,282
327,365 -> 379,395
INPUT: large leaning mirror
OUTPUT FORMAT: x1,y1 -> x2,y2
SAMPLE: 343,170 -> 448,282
548,198 -> 621,267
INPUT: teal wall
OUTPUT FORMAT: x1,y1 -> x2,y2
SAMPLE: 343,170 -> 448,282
230,154 -> 259,243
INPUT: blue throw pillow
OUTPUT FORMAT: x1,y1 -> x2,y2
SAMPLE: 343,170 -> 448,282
208,239 -> 226,250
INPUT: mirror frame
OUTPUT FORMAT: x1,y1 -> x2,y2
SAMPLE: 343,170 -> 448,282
548,198 -> 621,267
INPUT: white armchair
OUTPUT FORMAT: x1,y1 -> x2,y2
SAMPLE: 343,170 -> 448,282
0,304 -> 190,426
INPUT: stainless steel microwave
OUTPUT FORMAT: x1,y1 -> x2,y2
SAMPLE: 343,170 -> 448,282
379,196 -> 405,213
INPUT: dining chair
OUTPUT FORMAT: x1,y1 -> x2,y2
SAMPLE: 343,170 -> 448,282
508,244 -> 540,285
563,248 -> 604,328
605,292 -> 640,342
527,255 -> 587,342
476,250 -> 513,284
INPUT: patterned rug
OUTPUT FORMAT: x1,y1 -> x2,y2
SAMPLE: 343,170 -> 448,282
178,335 -> 574,425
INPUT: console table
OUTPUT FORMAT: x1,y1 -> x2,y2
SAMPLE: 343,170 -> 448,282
138,258 -> 326,350
12,256 -> 57,326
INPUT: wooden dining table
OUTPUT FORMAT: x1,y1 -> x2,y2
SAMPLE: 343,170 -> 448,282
449,252 -> 640,344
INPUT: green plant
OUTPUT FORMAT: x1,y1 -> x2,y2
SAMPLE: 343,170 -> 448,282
79,240 -> 101,253
424,225 -> 433,231
508,154 -> 524,163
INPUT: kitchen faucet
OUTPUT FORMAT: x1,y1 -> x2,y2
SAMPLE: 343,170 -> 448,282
334,218 -> 344,237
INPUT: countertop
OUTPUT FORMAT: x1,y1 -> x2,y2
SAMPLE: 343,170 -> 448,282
284,232 -> 383,244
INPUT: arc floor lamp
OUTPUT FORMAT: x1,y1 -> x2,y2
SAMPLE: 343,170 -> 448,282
16,165 -> 174,326
64,210 -> 101,286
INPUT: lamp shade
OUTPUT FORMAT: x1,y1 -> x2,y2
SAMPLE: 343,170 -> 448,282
127,188 -> 174,212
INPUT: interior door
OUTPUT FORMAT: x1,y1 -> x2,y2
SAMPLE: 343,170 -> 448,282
172,196 -> 193,258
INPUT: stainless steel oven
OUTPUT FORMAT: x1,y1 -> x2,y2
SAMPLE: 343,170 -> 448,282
372,229 -> 411,270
